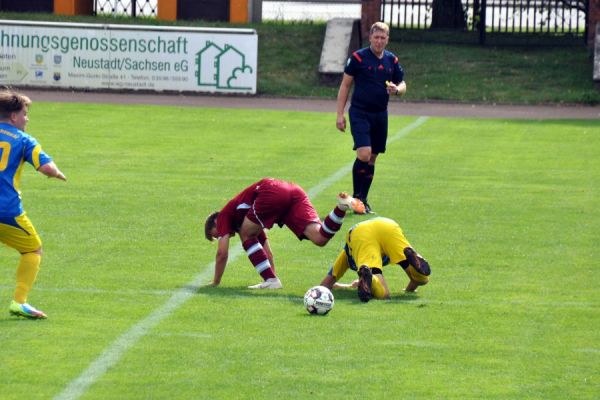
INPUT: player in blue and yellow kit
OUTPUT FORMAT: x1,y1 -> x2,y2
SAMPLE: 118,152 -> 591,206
336,22 -> 406,214
320,217 -> 430,302
0,89 -> 66,319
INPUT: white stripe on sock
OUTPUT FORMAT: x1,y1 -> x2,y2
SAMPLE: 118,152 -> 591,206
328,210 -> 343,224
245,242 -> 262,256
321,222 -> 336,235
255,260 -> 271,273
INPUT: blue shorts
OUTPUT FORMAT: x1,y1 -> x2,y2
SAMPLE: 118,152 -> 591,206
349,106 -> 388,154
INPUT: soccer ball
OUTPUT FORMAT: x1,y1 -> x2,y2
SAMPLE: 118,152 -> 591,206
303,286 -> 334,315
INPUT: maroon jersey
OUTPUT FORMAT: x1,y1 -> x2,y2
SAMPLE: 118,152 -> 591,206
216,180 -> 262,239
217,178 -> 321,240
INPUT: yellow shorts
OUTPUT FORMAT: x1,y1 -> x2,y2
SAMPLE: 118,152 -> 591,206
332,218 -> 411,277
0,213 -> 42,253
332,251 -> 406,300
330,218 -> 429,298
348,218 -> 411,267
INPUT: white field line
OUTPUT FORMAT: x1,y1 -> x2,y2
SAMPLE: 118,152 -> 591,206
52,247 -> 243,400
387,116 -> 429,145
52,117 -> 428,400
306,116 -> 429,199
574,348 -> 600,354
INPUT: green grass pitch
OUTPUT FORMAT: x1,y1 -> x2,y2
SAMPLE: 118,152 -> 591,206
0,102 -> 598,399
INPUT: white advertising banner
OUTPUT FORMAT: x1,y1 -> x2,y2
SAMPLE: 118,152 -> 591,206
0,20 -> 258,94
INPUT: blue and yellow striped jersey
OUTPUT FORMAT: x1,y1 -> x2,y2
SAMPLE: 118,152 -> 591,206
0,123 -> 52,217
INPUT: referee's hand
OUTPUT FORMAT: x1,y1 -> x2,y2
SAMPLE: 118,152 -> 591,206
336,115 -> 346,132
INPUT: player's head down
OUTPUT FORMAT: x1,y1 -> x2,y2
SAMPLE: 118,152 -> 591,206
357,265 -> 373,302
357,266 -> 389,302
204,211 -> 219,241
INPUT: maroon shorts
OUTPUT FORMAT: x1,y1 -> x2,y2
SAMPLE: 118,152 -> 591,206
246,178 -> 321,240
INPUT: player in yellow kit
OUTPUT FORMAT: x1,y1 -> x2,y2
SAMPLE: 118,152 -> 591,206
320,217 -> 430,302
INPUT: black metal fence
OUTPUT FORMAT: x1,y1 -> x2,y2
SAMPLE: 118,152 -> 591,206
90,0 -> 588,44
94,0 -> 157,17
381,0 -> 588,43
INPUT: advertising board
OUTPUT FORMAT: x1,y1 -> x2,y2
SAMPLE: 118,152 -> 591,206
0,20 -> 258,94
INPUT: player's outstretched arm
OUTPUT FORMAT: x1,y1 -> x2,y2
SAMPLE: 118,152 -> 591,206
333,279 -> 359,289
211,235 -> 230,286
320,274 -> 337,289
38,161 -> 66,181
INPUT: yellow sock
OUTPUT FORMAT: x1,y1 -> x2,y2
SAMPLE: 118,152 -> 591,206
14,252 -> 41,304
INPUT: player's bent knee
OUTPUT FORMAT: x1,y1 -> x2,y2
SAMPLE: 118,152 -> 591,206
312,236 -> 328,247
356,147 -> 372,162
405,265 -> 429,285
304,224 -> 329,247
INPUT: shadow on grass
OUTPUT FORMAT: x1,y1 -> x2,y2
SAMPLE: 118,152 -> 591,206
186,283 -> 427,307
0,317 -> 46,324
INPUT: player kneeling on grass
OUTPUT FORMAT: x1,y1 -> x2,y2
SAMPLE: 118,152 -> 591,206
204,177 -> 363,289
319,217 -> 430,302
0,88 -> 66,319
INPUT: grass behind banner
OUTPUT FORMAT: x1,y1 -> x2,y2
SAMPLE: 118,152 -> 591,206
0,103 -> 598,399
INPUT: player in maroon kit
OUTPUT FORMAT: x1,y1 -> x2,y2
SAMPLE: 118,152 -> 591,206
204,178 -> 361,289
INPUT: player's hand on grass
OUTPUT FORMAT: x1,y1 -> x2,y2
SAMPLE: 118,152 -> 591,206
54,170 -> 67,181
404,279 -> 420,292
333,279 -> 359,289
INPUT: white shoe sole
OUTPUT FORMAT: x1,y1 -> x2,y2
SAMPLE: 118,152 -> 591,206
248,280 -> 283,289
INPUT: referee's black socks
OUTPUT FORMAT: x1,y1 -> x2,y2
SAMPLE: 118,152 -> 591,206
352,158 -> 369,199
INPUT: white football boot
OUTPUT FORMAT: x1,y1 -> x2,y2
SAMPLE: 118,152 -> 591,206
248,277 -> 283,289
